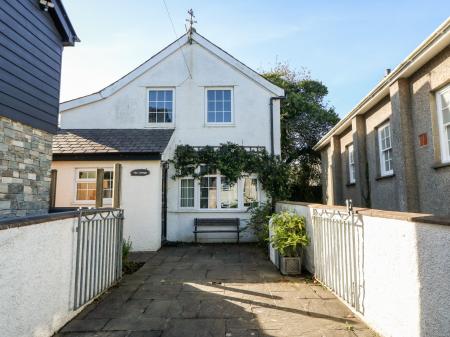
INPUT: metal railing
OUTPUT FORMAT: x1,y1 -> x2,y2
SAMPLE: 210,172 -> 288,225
312,202 -> 365,313
74,208 -> 124,309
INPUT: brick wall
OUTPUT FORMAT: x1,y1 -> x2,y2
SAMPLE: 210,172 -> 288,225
0,116 -> 53,217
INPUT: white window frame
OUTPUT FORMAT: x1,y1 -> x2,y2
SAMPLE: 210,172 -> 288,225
378,122 -> 394,177
204,87 -> 234,126
146,88 -> 175,128
179,178 -> 195,209
348,144 -> 355,184
436,84 -> 450,163
178,173 -> 261,211
74,168 -> 113,205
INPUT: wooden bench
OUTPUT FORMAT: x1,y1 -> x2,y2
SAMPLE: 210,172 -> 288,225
194,218 -> 242,243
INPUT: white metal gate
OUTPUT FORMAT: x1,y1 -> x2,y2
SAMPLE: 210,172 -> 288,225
312,205 -> 364,313
74,208 -> 124,309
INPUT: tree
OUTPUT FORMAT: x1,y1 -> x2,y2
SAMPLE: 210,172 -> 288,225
262,63 -> 339,202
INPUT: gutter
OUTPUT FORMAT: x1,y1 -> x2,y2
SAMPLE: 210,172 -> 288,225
270,96 -> 285,155
313,18 -> 450,151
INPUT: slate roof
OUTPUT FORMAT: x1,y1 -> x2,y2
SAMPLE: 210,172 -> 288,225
53,129 -> 174,155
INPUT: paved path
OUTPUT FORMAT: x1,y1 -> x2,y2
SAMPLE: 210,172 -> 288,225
57,244 -> 376,337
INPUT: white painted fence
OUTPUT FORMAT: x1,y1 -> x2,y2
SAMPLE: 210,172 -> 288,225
276,201 -> 450,337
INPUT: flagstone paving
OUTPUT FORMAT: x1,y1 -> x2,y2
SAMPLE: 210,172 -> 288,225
56,244 -> 377,337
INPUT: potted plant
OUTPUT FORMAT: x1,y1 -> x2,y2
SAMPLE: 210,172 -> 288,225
269,212 -> 309,275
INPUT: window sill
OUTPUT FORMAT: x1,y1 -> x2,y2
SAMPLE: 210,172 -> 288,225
204,123 -> 235,128
375,173 -> 395,181
432,161 -> 450,170
145,124 -> 175,129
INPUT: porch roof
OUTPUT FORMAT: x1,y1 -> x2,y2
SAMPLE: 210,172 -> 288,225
52,128 -> 174,160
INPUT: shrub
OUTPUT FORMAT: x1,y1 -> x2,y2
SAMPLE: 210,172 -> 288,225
247,203 -> 273,249
269,212 -> 309,257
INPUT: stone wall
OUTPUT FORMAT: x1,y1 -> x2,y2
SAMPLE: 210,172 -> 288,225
0,116 -> 53,218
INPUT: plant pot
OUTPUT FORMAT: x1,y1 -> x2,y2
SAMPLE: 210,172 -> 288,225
279,254 -> 302,275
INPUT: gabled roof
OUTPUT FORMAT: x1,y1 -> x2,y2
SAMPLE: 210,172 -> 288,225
60,31 -> 284,111
314,18 -> 450,151
52,129 -> 174,160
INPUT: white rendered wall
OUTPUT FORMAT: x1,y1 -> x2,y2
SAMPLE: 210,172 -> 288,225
51,160 -> 162,251
59,42 -> 280,244
0,217 -> 80,337
60,43 -> 281,156
276,202 -> 450,337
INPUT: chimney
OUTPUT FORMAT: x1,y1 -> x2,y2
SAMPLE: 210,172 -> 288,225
385,68 -> 391,77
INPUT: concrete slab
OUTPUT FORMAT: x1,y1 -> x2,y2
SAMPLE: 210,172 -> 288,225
57,244 -> 375,337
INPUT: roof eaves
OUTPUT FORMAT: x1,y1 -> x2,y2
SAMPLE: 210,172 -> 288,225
50,0 -> 79,46
60,34 -> 189,111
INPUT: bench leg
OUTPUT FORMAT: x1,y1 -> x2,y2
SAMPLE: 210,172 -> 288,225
237,231 -> 240,244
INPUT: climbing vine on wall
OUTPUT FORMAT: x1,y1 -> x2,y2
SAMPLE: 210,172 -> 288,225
170,142 -> 292,202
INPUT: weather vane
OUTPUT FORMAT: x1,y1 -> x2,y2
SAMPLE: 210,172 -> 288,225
186,9 -> 197,44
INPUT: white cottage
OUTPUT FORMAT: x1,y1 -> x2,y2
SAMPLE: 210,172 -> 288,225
52,31 -> 284,251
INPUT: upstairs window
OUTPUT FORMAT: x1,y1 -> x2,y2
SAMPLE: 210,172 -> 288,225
378,122 -> 394,176
348,144 -> 355,184
436,85 -> 450,163
206,89 -> 232,124
148,90 -> 173,124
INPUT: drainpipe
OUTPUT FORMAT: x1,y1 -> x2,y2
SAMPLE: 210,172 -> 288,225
269,96 -> 285,155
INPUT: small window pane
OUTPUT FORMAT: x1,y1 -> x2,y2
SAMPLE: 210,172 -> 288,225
207,90 -> 215,100
180,179 -> 194,208
149,113 -> 156,123
244,177 -> 258,207
165,90 -> 173,101
166,102 -> 173,112
165,113 -> 172,123
220,177 -> 238,208
208,101 -> 215,112
224,90 -> 231,100
223,111 -> 231,123
442,107 -> 450,124
216,90 -> 223,100
441,91 -> 450,108
224,101 -> 231,112
149,91 -> 157,101
157,113 -> 165,123
207,111 -> 215,123
157,91 -> 165,100
216,111 -> 224,123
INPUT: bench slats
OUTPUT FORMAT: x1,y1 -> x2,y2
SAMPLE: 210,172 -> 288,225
194,218 -> 241,243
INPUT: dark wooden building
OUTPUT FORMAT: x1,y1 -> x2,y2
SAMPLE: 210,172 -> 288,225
0,0 -> 78,217
0,0 -> 78,133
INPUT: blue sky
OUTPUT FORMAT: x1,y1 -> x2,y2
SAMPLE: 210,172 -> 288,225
60,1 -> 449,117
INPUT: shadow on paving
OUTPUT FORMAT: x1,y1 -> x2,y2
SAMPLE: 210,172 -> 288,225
56,244 -> 375,337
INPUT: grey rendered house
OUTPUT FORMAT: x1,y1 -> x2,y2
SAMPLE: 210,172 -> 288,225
314,18 -> 450,216
0,0 -> 78,217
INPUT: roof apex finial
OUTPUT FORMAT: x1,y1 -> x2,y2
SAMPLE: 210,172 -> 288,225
185,8 -> 197,44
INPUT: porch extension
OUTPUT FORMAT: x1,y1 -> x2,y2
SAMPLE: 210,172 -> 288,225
57,244 -> 374,337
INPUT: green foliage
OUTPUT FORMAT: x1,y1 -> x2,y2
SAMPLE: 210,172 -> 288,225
262,63 -> 339,202
170,142 -> 292,202
269,211 -> 309,257
247,203 -> 274,248
122,237 -> 132,262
